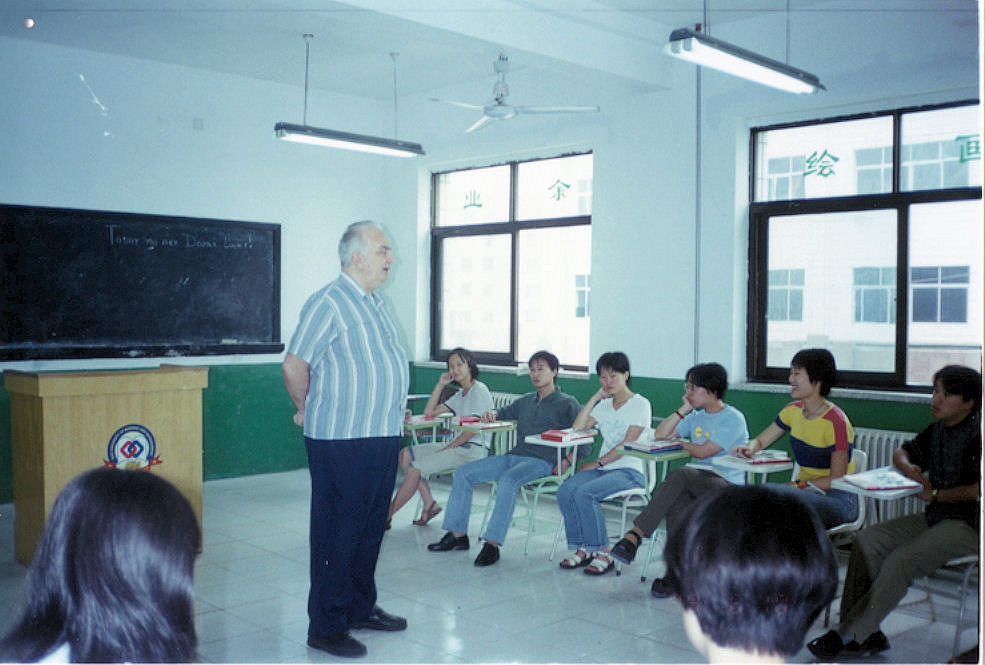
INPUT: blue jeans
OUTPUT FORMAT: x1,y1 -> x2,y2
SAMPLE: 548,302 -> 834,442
441,454 -> 552,546
770,483 -> 858,529
557,468 -> 645,551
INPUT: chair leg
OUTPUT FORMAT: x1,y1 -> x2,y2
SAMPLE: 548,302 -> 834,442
525,489 -> 543,555
952,561 -> 978,658
641,530 -> 661,582
550,516 -> 563,561
479,481 -> 497,535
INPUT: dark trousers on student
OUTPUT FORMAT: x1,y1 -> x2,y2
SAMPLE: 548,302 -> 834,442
305,435 -> 400,638
632,466 -> 729,537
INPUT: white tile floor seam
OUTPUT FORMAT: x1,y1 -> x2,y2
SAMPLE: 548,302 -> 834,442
0,468 -> 978,663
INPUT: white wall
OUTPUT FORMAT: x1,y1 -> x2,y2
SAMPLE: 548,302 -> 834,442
0,2 -> 979,381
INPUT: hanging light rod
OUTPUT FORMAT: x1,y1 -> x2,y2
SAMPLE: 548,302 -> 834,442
273,34 -> 425,157
664,27 -> 824,94
274,123 -> 424,157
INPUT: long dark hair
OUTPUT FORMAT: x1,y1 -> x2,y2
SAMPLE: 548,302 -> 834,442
0,468 -> 200,663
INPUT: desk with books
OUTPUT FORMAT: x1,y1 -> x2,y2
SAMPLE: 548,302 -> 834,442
830,466 -> 923,523
619,443 -> 691,485
403,414 -> 452,445
714,451 -> 794,484
451,419 -> 517,455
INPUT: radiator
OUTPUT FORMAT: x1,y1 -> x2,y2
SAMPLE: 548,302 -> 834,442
852,427 -> 922,527
490,392 -> 521,453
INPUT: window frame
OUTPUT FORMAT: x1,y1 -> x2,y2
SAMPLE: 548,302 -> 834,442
430,152 -> 593,371
747,100 -> 982,391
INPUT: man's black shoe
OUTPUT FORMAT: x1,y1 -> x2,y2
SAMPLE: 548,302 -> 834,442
474,542 -> 500,566
427,532 -> 469,551
610,536 -> 638,565
307,632 -> 367,658
350,605 -> 407,632
650,576 -> 673,598
806,630 -> 845,660
856,630 -> 890,654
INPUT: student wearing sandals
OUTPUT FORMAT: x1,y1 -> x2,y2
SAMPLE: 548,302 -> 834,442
557,352 -> 651,576
387,348 -> 494,527
609,362 -> 749,596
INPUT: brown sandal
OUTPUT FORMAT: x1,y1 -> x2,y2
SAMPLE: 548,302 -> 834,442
413,501 -> 442,526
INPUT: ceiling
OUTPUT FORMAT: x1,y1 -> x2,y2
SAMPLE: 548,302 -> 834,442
0,0 -> 979,106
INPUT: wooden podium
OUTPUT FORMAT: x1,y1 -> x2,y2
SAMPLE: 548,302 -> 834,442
4,364 -> 208,564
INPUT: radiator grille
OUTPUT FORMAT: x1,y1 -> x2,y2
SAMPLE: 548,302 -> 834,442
852,427 -> 923,526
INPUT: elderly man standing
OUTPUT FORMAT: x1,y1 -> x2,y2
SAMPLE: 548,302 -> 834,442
282,220 -> 410,659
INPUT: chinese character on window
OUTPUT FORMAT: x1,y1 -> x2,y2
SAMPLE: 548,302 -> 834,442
464,189 -> 483,209
804,149 -> 840,177
547,179 -> 571,201
956,134 -> 982,163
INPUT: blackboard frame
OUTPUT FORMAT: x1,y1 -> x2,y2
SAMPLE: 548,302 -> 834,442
1,204 -> 283,360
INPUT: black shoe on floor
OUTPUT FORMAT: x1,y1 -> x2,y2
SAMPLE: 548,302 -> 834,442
610,536 -> 639,565
806,630 -> 845,660
350,605 -> 407,632
474,542 -> 500,566
650,576 -> 673,598
857,630 -> 890,654
307,632 -> 367,658
428,532 -> 469,552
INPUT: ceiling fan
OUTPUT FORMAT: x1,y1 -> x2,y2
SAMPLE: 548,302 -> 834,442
430,53 -> 600,133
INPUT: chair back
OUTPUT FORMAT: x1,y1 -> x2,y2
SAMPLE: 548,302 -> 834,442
827,448 -> 868,537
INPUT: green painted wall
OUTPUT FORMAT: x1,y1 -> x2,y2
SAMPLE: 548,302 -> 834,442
0,363 -> 933,503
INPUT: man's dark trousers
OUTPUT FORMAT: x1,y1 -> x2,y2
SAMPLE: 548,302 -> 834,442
305,435 -> 400,638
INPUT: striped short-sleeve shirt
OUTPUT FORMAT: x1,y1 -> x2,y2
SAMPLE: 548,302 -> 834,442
776,401 -> 855,482
287,272 -> 409,440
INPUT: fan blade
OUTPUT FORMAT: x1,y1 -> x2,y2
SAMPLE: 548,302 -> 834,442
465,115 -> 495,133
515,105 -> 600,114
429,97 -> 484,111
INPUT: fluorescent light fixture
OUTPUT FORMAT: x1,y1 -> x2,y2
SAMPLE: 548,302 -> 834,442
664,28 -> 824,94
274,122 -> 425,157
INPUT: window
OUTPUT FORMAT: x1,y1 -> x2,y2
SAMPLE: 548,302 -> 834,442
432,153 -> 593,369
911,266 -> 969,323
749,101 -> 982,389
853,267 -> 896,324
767,269 -> 804,322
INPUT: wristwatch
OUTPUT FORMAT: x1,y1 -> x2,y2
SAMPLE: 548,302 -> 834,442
931,488 -> 939,501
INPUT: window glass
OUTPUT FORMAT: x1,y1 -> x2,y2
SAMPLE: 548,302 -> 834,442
516,225 -> 592,364
906,199 -> 983,384
754,117 -> 893,201
901,104 -> 983,191
516,154 -> 594,220
434,165 -> 510,226
438,235 -> 512,353
766,210 -> 897,372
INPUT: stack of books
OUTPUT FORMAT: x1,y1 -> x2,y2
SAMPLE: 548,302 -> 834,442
623,439 -> 686,453
540,428 -> 598,442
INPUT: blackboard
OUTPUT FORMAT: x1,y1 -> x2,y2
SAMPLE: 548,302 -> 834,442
0,204 -> 283,360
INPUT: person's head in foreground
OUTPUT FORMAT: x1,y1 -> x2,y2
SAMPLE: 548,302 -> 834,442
664,484 -> 837,663
0,467 -> 200,663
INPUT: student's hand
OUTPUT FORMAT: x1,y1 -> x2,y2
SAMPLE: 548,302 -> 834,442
732,444 -> 754,459
481,410 -> 498,422
678,395 -> 694,416
897,460 -> 931,489
594,387 -> 610,401
293,410 -> 304,427
437,371 -> 453,386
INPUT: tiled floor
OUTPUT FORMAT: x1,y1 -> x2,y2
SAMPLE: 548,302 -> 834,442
0,468 -> 979,663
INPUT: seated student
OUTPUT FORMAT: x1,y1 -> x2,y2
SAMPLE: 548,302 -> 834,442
0,467 -> 200,663
665,484 -> 838,663
388,347 -> 494,527
732,348 -> 858,529
428,350 -> 582,567
556,352 -> 651,576
807,365 -> 981,660
609,362 -> 749,596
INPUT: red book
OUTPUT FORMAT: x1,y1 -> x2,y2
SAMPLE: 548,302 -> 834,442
540,428 -> 598,442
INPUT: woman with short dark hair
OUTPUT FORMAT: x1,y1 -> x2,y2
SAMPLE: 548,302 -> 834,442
388,347 -> 494,527
0,467 -> 199,663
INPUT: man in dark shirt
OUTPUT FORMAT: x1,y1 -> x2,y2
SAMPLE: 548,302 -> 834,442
807,365 -> 981,660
